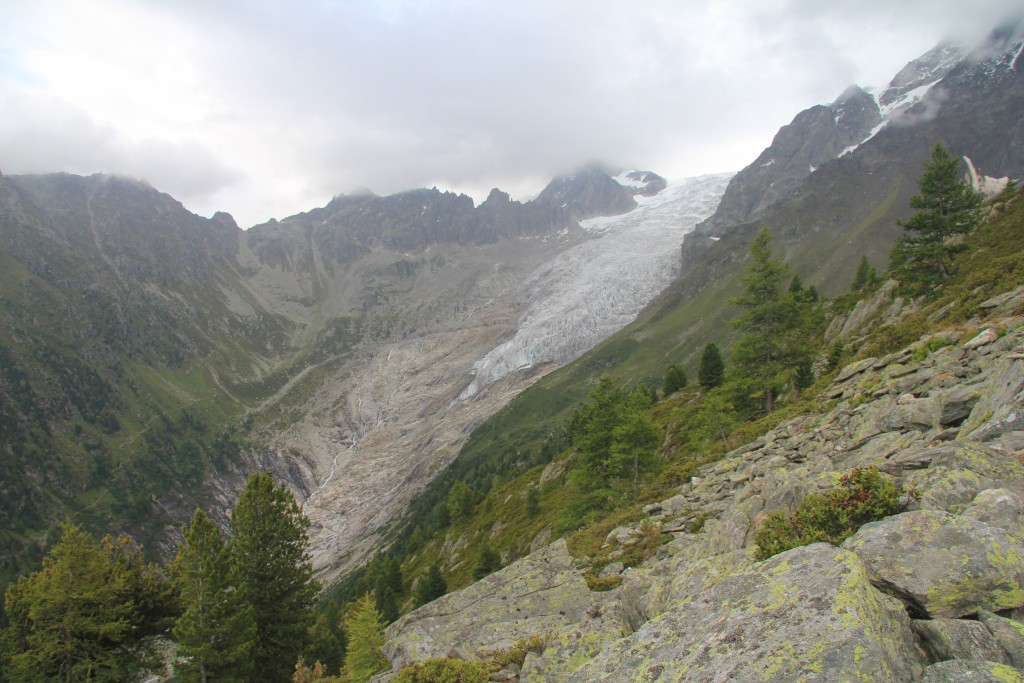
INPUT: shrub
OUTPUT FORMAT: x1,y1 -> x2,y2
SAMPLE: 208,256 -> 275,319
484,634 -> 552,669
753,467 -> 907,560
392,658 -> 492,683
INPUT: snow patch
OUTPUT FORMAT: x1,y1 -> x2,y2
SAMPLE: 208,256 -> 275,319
457,172 -> 734,400
879,80 -> 941,119
613,171 -> 650,190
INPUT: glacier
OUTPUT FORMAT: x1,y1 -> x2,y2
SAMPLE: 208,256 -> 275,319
459,172 -> 733,400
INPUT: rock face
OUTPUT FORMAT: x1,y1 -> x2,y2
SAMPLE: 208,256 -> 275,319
382,540 -> 597,668
841,510 -> 1024,618
566,543 -> 923,683
378,312 -> 1024,680
699,86 -> 881,235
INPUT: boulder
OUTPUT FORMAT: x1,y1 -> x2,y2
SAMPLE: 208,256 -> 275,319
382,540 -> 597,668
936,383 -> 982,427
965,488 -> 1024,536
978,610 -> 1024,670
841,510 -> 1024,618
960,358 -> 1024,440
919,660 -> 1023,683
563,544 -> 923,682
910,618 -> 1009,663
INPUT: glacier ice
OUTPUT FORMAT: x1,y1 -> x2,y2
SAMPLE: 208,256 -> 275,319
458,172 -> 733,400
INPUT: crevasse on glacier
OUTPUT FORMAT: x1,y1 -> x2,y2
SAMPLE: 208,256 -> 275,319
458,172 -> 733,400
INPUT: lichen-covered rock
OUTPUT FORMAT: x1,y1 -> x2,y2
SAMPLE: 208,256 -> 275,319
904,466 -> 992,513
841,510 -> 1024,618
910,618 -> 1010,664
919,660 -> 1023,683
562,544 -> 923,682
382,540 -> 597,669
978,610 -> 1024,670
519,608 -> 623,683
936,382 -> 983,426
960,357 -> 1024,441
965,489 -> 1024,537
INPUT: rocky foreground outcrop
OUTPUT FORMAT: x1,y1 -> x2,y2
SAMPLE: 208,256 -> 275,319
379,307 -> 1024,681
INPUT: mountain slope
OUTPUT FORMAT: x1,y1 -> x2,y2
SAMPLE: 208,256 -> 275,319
393,22 -> 1024,568
0,163 -> 728,585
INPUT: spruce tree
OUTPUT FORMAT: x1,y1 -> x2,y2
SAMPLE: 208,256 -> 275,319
473,546 -> 502,580
850,255 -> 878,293
525,486 -> 541,518
343,594 -> 389,682
730,229 -> 802,415
172,509 -> 256,683
662,364 -> 687,395
447,481 -> 476,521
697,343 -> 725,389
0,522 -> 169,682
893,142 -> 981,283
304,600 -> 346,676
229,472 -> 317,683
413,565 -> 447,607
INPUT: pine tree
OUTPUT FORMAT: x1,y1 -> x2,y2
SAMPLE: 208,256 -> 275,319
697,343 -> 725,389
473,546 -> 502,580
662,364 -> 687,395
230,472 -> 318,683
730,229 -> 802,415
525,486 -> 541,518
343,594 -> 389,683
413,565 -> 447,607
447,481 -> 476,521
850,255 -> 878,293
172,509 -> 256,683
304,600 -> 347,676
608,400 -> 660,494
0,522 -> 170,682
893,142 -> 981,283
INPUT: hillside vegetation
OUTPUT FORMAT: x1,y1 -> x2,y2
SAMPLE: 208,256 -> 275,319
330,175 -> 1024,654
354,182 -> 1024,682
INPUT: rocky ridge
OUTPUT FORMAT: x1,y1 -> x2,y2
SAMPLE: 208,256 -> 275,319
379,289 -> 1024,681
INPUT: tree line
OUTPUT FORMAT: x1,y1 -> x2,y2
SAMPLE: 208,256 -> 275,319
1,472 -> 319,683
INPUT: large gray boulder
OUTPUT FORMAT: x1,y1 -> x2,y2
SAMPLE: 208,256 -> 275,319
842,510 -> 1024,618
919,660 -> 1024,683
563,544 -> 923,682
911,618 -> 1010,664
381,539 -> 597,669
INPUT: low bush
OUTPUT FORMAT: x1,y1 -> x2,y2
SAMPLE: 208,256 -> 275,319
753,467 -> 908,560
392,657 -> 492,683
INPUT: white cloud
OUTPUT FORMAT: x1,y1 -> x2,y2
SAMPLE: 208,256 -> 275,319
0,0 -> 1021,227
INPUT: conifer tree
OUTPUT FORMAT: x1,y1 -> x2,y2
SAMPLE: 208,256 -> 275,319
304,600 -> 347,676
343,594 -> 389,682
473,546 -> 502,580
662,364 -> 687,395
0,522 -> 170,682
525,486 -> 541,518
447,480 -> 476,521
608,397 -> 660,494
229,472 -> 317,683
414,565 -> 447,607
892,142 -> 981,282
697,342 -> 725,389
731,229 -> 802,414
172,508 -> 255,683
850,255 -> 878,293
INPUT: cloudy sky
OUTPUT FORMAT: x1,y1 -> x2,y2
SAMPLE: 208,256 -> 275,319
1,1 -> 1021,227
